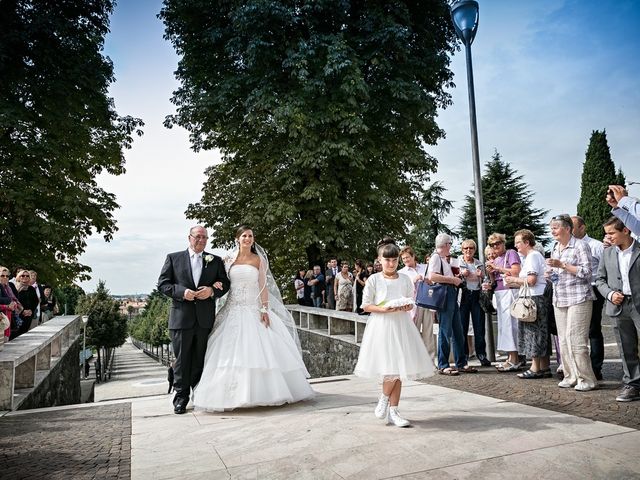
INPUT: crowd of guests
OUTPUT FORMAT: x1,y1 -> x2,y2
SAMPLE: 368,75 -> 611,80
0,266 -> 58,344
294,184 -> 640,404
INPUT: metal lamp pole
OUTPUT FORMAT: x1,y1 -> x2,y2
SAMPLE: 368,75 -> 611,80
81,315 -> 89,378
451,0 -> 495,361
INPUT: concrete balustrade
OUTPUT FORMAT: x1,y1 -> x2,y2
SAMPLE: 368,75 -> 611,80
286,305 -> 368,344
0,315 -> 82,411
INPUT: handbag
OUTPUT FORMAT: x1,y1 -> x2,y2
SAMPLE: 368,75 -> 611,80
415,281 -> 447,311
415,256 -> 447,311
510,281 -> 537,322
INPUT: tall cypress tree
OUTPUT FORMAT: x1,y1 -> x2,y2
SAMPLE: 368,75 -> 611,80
458,151 -> 549,248
576,130 -> 625,237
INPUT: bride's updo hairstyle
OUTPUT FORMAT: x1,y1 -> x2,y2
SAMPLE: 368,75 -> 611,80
235,225 -> 258,254
377,236 -> 400,258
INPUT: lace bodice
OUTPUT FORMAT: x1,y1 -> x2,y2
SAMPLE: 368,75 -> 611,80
225,264 -> 261,308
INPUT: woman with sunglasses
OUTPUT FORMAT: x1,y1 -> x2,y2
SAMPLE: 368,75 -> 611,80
547,214 -> 597,391
459,239 -> 491,366
486,233 -> 522,372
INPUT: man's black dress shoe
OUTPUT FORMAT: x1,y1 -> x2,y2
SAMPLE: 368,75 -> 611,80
174,399 -> 187,414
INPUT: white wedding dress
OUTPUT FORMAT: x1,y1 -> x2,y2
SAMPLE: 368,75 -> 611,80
193,264 -> 314,411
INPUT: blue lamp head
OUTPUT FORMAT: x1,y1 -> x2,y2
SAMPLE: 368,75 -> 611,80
451,0 -> 479,46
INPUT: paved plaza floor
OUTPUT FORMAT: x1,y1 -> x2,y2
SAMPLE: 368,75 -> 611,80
2,337 -> 640,479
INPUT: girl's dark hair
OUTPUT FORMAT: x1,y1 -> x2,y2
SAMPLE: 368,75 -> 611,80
377,236 -> 400,258
235,225 -> 257,254
355,259 -> 365,269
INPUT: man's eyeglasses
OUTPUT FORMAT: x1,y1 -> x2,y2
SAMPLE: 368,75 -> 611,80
0,274 -> 9,278
190,234 -> 208,241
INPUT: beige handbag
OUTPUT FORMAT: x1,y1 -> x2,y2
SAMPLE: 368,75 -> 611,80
510,282 -> 537,322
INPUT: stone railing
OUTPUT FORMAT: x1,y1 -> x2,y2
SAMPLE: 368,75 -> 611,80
0,315 -> 82,411
286,305 -> 368,345
286,305 -> 368,378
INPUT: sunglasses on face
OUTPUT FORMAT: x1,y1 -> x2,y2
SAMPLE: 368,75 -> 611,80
489,242 -> 503,247
0,274 -> 8,278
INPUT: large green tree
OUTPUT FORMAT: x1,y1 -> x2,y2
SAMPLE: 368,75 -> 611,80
577,130 -> 625,237
160,0 -> 457,275
459,151 -> 549,248
0,0 -> 143,286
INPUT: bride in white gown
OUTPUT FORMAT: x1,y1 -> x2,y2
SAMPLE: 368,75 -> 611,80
193,226 -> 314,411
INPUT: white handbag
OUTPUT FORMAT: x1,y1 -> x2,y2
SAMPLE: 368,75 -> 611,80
510,282 -> 537,322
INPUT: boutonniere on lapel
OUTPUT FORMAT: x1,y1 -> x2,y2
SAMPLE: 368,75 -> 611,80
203,254 -> 214,267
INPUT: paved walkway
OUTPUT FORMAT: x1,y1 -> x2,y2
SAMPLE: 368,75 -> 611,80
95,339 -> 170,402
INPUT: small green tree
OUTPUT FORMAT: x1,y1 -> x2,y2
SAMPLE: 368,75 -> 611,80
577,130 -> 626,237
459,151 -> 549,248
76,281 -> 127,382
405,181 -> 455,257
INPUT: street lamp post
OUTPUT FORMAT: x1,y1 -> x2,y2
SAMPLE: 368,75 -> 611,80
451,0 -> 495,361
81,315 -> 89,378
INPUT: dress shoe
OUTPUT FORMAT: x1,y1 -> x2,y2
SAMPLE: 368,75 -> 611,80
374,394 -> 390,419
174,399 -> 188,414
387,407 -> 410,427
594,371 -> 603,381
616,385 -> 640,402
479,357 -> 492,367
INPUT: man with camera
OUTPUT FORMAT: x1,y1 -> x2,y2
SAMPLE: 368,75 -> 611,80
607,185 -> 640,236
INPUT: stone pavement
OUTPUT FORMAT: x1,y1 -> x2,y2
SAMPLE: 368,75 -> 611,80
0,403 -> 131,480
424,356 -> 640,430
2,337 -> 640,479
132,375 -> 640,479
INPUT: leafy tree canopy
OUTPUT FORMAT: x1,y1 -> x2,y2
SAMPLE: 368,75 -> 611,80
160,0 -> 457,277
0,0 -> 144,286
577,130 -> 625,238
459,151 -> 549,249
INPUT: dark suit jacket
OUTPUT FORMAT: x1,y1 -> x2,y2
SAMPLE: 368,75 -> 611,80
595,240 -> 640,316
158,250 -> 230,330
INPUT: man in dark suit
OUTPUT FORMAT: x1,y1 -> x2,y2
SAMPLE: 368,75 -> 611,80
158,225 -> 230,414
596,217 -> 640,402
325,258 -> 338,309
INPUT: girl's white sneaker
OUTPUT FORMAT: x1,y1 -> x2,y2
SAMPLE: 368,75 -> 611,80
388,407 -> 410,427
374,394 -> 390,419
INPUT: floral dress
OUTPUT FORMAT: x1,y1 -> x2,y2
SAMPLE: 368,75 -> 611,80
335,273 -> 354,311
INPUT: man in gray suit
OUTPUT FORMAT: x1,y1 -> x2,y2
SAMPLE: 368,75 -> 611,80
596,217 -> 640,402
158,225 -> 230,413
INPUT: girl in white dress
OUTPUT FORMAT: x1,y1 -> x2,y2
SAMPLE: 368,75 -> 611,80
354,238 -> 435,427
193,226 -> 314,411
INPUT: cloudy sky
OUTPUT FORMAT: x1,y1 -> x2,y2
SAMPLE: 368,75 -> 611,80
78,0 -> 640,295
